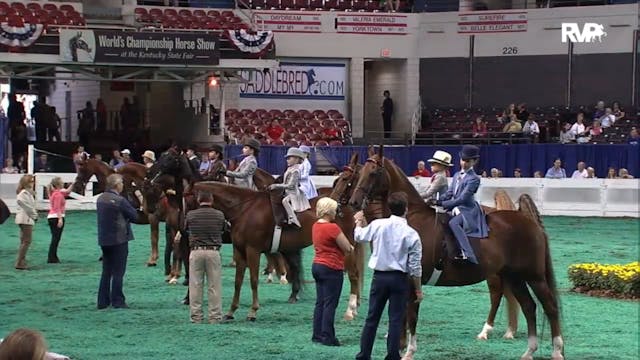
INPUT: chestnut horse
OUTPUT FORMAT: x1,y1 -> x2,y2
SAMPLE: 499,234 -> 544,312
331,151 -> 520,338
348,146 -> 563,360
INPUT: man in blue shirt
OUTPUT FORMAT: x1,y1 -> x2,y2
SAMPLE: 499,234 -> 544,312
545,158 -> 567,179
354,192 -> 423,360
96,174 -> 139,309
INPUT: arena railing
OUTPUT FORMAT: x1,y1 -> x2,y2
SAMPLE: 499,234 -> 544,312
1,172 -> 637,217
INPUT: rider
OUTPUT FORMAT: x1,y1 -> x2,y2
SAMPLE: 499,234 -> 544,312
268,148 -> 310,228
203,145 -> 226,182
222,138 -> 258,190
142,150 -> 156,169
298,145 -> 318,200
427,145 -> 488,264
419,150 -> 452,202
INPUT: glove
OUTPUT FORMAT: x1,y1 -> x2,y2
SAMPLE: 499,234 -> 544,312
217,169 -> 227,176
426,199 -> 442,207
268,184 -> 279,191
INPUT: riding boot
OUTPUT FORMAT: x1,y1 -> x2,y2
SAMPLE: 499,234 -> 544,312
15,238 -> 31,270
283,200 -> 301,228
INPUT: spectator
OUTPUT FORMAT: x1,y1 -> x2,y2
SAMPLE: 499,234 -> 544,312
110,150 -> 124,169
381,90 -> 394,138
593,100 -> 605,119
571,112 -> 590,143
589,120 -> 603,137
618,168 -> 634,179
120,97 -> 132,129
545,158 -> 566,179
627,128 -> 639,145
0,328 -> 47,360
130,96 -> 141,128
311,197 -> 353,346
198,153 -> 210,176
8,93 -> 27,165
490,168 -> 501,178
480,170 -> 488,178
31,99 -> 46,142
559,122 -> 575,143
186,145 -> 200,170
179,191 -> 226,324
2,158 -> 19,173
47,106 -> 62,142
599,108 -> 616,128
612,101 -> 625,122
497,103 -> 516,124
266,119 -> 284,142
502,114 -> 522,133
96,174 -> 139,309
571,162 -> 588,178
78,101 -> 95,147
94,153 -> 108,167
47,177 -> 72,263
522,114 -> 540,142
96,98 -> 107,132
16,154 -> 26,173
606,167 -> 617,179
472,116 -> 487,138
14,175 -> 37,270
121,149 -> 132,164
323,126 -> 340,141
534,171 -> 543,178
353,192 -> 423,360
515,103 -> 529,122
513,168 -> 522,178
35,154 -> 51,172
586,167 -> 596,178
142,150 -> 156,169
412,161 -> 431,177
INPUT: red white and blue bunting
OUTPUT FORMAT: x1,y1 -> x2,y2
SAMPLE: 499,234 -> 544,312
0,22 -> 45,48
225,29 -> 274,58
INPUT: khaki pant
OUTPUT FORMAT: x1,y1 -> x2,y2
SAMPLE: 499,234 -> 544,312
189,249 -> 222,323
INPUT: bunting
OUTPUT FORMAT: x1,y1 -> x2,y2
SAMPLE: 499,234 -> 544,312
0,22 -> 45,48
225,29 -> 274,58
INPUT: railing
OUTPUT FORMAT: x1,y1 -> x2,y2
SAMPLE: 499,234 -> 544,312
1,173 -> 637,217
415,131 -> 536,145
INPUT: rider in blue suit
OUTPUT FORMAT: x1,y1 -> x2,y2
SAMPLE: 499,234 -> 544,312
427,145 -> 488,264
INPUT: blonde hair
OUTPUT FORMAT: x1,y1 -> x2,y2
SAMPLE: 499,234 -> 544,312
316,197 -> 338,219
50,177 -> 64,189
16,175 -> 35,195
0,328 -> 47,360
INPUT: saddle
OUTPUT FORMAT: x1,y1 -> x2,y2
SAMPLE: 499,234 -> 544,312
435,213 -> 481,269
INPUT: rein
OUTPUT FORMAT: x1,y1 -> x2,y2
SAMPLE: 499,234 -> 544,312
221,191 -> 265,224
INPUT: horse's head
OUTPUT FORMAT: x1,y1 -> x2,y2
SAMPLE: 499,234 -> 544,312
150,149 -> 183,184
330,152 -> 362,206
348,145 -> 389,210
141,176 -> 166,214
72,158 -> 92,194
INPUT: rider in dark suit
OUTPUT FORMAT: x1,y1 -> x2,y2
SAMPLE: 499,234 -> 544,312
427,145 -> 488,264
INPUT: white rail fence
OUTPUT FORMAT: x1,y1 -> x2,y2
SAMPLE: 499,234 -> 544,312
1,173 -> 638,218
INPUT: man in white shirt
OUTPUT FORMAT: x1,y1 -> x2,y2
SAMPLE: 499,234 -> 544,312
599,108 -> 616,128
354,192 -> 423,360
570,113 -> 587,138
571,161 -> 588,178
522,115 -> 540,141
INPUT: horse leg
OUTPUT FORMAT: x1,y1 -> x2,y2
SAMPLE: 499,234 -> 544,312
503,275 -> 538,360
225,247 -> 246,321
528,280 -> 563,360
264,254 -> 275,283
503,284 -> 519,339
343,250 -> 359,321
169,228 -> 181,285
246,247 -> 261,321
146,215 -> 159,266
163,224 -> 173,282
275,253 -> 288,285
477,275 -> 503,340
401,293 -> 420,360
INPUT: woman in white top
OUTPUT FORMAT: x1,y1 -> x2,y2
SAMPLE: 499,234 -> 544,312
298,145 -> 318,199
15,175 -> 38,270
2,158 -> 19,174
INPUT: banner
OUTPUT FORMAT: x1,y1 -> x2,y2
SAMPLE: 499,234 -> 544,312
336,14 -> 407,35
253,11 -> 321,33
239,62 -> 346,100
59,30 -> 219,65
458,11 -> 528,34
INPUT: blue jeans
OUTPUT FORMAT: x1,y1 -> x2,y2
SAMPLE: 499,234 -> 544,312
312,263 -> 343,346
98,242 -> 129,308
356,271 -> 409,360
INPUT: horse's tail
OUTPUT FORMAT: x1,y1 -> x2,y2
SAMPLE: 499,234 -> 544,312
494,189 -> 516,210
517,194 -> 560,306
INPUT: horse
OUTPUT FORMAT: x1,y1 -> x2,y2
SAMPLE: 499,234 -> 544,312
227,158 -> 276,190
347,146 -> 563,360
331,151 -> 520,336
69,31 -> 92,62
0,198 -> 10,225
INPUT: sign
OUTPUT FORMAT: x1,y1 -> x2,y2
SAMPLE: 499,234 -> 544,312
239,62 -> 346,100
458,11 -> 527,34
561,23 -> 607,43
336,14 -> 407,35
59,30 -> 219,66
252,11 -> 321,33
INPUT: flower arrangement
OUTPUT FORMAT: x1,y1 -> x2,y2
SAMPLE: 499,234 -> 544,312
568,262 -> 640,298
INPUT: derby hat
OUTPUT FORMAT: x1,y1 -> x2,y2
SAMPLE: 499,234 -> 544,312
243,138 -> 261,152
459,145 -> 480,160
285,147 -> 305,160
142,150 -> 156,161
299,145 -> 312,154
427,150 -> 453,167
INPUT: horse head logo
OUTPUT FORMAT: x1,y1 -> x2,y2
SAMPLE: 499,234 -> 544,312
592,24 -> 607,42
305,69 -> 316,87
69,31 -> 92,62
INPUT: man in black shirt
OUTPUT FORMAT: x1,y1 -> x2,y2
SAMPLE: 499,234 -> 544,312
516,103 -> 529,123
381,90 -> 393,139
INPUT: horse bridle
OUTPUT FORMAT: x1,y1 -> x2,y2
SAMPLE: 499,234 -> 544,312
352,157 -> 385,211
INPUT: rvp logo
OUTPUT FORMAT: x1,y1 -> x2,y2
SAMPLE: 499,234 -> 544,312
561,23 -> 607,43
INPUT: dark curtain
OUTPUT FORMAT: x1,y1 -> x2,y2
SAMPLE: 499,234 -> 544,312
227,144 -> 639,179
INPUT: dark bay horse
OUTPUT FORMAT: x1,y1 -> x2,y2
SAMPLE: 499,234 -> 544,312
0,198 -> 10,224
348,146 -> 563,360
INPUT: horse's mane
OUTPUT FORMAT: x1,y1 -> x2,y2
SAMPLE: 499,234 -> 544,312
382,157 -> 427,209
194,181 -> 266,198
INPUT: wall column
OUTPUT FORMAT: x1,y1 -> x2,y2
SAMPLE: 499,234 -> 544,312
350,57 -> 365,138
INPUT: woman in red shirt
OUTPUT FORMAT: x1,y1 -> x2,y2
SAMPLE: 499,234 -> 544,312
412,161 -> 431,177
47,177 -> 72,263
472,116 -> 488,137
311,197 -> 353,346
266,119 -> 284,141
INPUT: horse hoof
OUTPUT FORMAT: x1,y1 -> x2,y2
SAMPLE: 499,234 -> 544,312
223,315 -> 234,321
279,279 -> 289,285
266,278 -> 273,283
287,297 -> 297,304
551,355 -> 564,360
520,355 -> 533,360
401,353 -> 414,360
343,313 -> 354,321
476,333 -> 488,340
168,277 -> 178,285
146,262 -> 157,267
247,316 -> 256,322
502,331 -> 515,340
